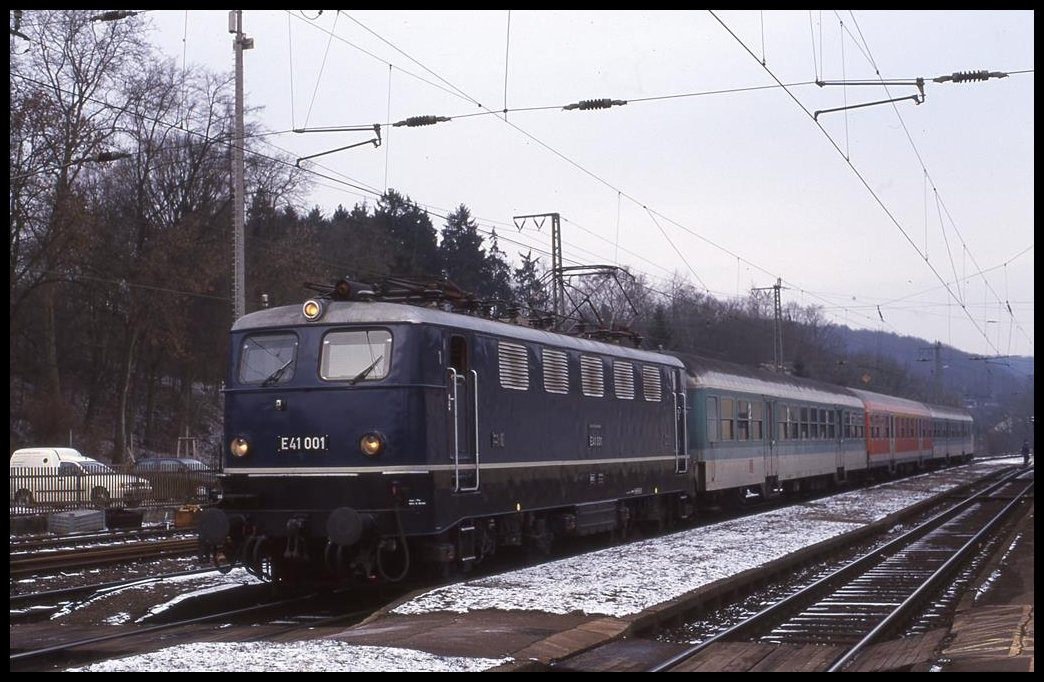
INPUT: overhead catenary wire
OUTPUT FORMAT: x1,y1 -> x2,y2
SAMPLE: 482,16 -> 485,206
6,44 -> 894,349
252,11 -> 906,337
19,12 -> 1031,356
708,10 -> 1024,357
834,10 -> 1029,348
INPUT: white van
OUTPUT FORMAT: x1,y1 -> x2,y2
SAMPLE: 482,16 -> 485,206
10,448 -> 152,509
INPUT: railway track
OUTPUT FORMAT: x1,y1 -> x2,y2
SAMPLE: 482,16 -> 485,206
644,468 -> 1032,672
10,585 -> 387,672
10,568 -> 218,619
10,537 -> 200,578
9,526 -> 189,552
11,459 -> 1024,672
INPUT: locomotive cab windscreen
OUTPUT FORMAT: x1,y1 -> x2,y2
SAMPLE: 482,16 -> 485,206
319,329 -> 392,382
238,332 -> 298,386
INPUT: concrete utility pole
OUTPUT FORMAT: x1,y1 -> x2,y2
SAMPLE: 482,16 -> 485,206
230,10 -> 253,321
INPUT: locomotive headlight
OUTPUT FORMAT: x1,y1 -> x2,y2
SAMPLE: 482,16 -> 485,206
359,432 -> 385,457
230,436 -> 251,458
302,299 -> 324,321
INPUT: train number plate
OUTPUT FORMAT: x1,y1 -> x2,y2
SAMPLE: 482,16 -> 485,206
277,435 -> 330,452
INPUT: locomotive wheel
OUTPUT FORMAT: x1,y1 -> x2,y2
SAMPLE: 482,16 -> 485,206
525,517 -> 555,560
211,546 -> 235,574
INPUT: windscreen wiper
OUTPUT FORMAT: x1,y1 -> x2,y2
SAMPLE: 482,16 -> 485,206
349,355 -> 383,385
261,358 -> 294,387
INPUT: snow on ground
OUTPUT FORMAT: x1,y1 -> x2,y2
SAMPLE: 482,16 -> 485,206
65,458 -> 1018,672
67,642 -> 511,672
393,460 -> 1016,619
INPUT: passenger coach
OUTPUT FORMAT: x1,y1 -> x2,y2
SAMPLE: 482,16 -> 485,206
677,356 -> 867,501
849,388 -> 933,474
928,403 -> 975,464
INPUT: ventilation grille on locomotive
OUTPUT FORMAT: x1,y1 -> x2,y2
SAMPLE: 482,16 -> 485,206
642,365 -> 662,402
613,361 -> 635,400
580,355 -> 604,397
498,342 -> 529,390
542,349 -> 569,394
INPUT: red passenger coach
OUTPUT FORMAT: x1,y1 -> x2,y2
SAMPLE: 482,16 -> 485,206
850,389 -> 932,474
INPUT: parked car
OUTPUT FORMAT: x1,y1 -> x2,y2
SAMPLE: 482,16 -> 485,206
10,448 -> 152,509
131,458 -> 218,503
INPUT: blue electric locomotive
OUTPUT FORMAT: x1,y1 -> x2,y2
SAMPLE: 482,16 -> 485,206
198,281 -> 693,583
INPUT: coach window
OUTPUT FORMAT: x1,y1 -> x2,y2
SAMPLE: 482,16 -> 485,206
720,397 -> 734,440
542,348 -> 569,394
777,404 -> 788,440
239,332 -> 298,386
613,361 -> 635,399
827,410 -> 836,439
751,401 -> 763,440
736,399 -> 750,440
320,329 -> 392,382
642,365 -> 662,401
800,407 -> 809,439
706,396 -> 719,442
498,342 -> 529,390
580,355 -> 604,397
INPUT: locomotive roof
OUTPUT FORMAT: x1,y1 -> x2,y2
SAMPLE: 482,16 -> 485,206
670,353 -> 864,408
233,300 -> 686,367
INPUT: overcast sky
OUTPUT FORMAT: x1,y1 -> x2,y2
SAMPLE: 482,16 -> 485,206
144,10 -> 1034,359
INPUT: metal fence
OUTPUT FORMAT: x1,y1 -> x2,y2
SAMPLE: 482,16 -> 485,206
10,464 -> 220,517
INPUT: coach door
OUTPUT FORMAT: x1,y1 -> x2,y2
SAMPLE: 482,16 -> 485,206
448,335 -> 480,492
764,400 -> 779,482
672,369 -> 688,474
887,414 -> 897,472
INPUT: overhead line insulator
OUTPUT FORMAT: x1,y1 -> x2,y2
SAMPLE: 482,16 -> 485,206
932,70 -> 1008,83
563,98 -> 628,111
393,115 -> 451,128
